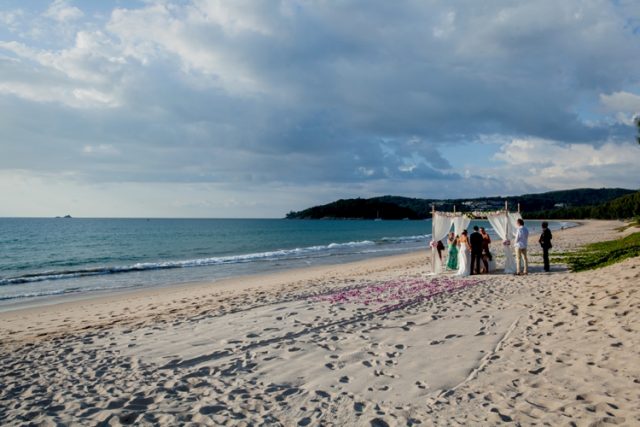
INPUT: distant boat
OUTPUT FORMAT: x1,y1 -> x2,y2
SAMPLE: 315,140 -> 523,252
374,210 -> 382,221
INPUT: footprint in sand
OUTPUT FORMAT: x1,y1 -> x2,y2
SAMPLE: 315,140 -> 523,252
490,407 -> 513,422
374,370 -> 397,379
444,334 -> 462,339
528,367 -> 545,375
125,395 -> 156,411
315,390 -> 331,399
199,404 -> 226,415
275,387 -> 301,401
401,321 -> 415,331
298,417 -> 312,426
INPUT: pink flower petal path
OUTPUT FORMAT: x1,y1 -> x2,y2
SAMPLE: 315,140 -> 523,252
309,276 -> 480,314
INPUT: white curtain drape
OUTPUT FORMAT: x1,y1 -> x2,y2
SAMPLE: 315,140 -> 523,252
452,216 -> 471,237
431,213 -> 454,273
487,213 -> 517,273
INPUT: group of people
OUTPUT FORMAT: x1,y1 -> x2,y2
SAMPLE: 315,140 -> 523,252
437,219 -> 553,277
444,226 -> 493,276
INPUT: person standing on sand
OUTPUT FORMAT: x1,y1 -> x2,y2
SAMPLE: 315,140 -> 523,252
480,227 -> 492,273
514,218 -> 529,275
456,230 -> 471,276
539,221 -> 553,272
469,225 -> 483,275
446,232 -> 458,270
436,240 -> 445,263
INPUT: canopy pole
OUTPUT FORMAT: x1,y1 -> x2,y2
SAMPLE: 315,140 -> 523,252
505,201 -> 509,242
432,204 -> 437,274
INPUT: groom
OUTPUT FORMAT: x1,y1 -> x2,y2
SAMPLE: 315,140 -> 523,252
469,225 -> 484,275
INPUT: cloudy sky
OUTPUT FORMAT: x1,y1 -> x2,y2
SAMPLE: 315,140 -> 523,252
1,0 -> 639,218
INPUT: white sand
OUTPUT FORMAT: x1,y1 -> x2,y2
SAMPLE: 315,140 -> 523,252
1,220 -> 638,426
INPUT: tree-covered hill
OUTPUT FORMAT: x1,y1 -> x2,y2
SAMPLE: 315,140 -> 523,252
523,190 -> 640,220
285,198 -> 422,220
285,188 -> 636,220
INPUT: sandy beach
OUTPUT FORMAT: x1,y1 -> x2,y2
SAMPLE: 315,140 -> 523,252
1,220 -> 638,426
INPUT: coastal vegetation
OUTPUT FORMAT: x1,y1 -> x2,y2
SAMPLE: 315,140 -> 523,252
286,188 -> 636,220
286,198 -> 421,220
558,231 -> 640,272
524,191 -> 640,220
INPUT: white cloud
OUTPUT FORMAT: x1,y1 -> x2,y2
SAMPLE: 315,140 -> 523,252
189,0 -> 275,36
0,31 -> 126,108
0,81 -> 66,104
493,138 -> 640,189
0,9 -> 24,31
357,167 -> 375,177
72,88 -> 118,107
433,11 -> 456,39
0,78 -> 119,108
82,144 -> 120,156
600,91 -> 640,117
1,31 -> 126,84
43,0 -> 83,22
106,3 -> 266,94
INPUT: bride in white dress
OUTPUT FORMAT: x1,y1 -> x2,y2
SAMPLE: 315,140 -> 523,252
456,230 -> 471,277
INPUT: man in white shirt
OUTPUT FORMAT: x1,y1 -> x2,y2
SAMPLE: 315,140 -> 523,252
514,218 -> 529,275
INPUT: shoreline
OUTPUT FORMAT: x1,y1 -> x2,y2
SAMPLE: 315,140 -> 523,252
0,249 -> 427,315
0,218 -> 579,315
0,218 -> 583,323
0,250 -> 435,341
1,219 -> 638,426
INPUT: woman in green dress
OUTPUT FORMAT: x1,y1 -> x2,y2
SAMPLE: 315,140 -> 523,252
446,232 -> 458,270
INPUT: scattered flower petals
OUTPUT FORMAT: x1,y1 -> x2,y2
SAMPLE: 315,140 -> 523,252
309,277 -> 479,314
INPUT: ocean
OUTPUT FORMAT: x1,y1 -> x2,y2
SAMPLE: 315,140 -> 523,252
0,218 -> 573,309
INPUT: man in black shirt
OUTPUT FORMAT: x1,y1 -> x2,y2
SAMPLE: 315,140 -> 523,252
539,222 -> 553,272
469,225 -> 484,275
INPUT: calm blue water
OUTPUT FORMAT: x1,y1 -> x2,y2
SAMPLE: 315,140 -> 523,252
0,218 -> 573,307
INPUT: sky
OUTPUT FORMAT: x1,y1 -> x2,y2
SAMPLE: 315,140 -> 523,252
1,0 -> 639,218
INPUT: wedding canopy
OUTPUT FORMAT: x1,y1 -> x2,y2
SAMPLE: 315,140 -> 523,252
430,204 -> 522,274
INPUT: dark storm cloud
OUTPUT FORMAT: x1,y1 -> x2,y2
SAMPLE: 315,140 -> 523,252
1,0 -> 639,191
